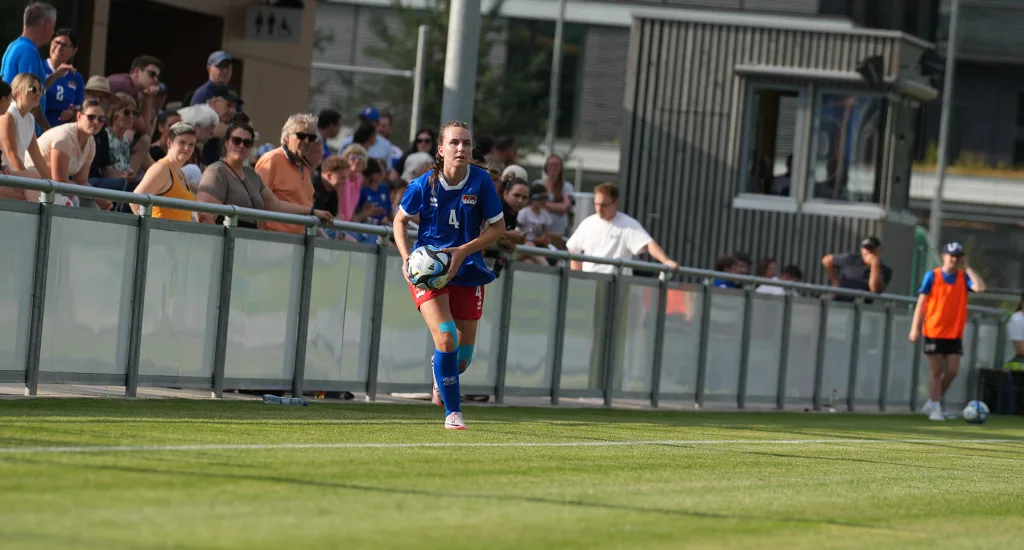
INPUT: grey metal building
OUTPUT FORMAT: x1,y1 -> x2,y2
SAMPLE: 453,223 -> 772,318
619,11 -> 938,292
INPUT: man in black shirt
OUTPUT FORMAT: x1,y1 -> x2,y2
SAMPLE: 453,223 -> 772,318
822,236 -> 893,302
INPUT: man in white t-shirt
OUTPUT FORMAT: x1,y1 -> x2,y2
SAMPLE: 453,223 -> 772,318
565,182 -> 678,275
1006,294 -> 1024,370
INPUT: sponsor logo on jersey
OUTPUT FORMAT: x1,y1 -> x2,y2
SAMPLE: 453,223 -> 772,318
462,195 -> 477,206
429,196 -> 438,207
67,81 -> 77,90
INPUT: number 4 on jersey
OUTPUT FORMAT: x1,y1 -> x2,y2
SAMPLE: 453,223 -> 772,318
448,209 -> 459,229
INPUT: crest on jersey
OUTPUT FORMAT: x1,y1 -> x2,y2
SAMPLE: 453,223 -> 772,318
462,195 -> 477,206
429,196 -> 438,207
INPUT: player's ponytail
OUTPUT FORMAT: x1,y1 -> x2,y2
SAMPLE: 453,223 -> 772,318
428,150 -> 443,192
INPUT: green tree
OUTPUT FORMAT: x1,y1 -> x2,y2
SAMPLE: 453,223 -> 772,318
358,0 -> 549,149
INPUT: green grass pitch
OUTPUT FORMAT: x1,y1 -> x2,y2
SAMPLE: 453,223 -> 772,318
1,399 -> 1022,549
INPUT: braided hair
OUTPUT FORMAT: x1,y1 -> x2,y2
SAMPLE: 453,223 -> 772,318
428,120 -> 471,192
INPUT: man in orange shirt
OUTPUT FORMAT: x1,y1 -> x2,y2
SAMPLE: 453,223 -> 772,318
255,113 -> 321,235
909,242 -> 987,421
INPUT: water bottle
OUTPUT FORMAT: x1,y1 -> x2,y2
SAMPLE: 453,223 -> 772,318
263,394 -> 308,407
828,388 -> 838,413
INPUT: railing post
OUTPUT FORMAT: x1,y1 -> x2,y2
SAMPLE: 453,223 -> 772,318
878,303 -> 894,411
492,259 -> 515,405
210,215 -> 237,398
846,302 -> 862,412
649,275 -> 669,408
811,297 -> 829,411
694,282 -> 713,408
965,316 -> 981,404
549,261 -> 570,406
993,314 -> 1008,370
24,191 -> 55,396
601,272 -> 622,407
124,204 -> 153,397
909,329 -> 923,411
290,225 -> 318,399
736,288 -> 754,409
364,234 -> 390,402
775,292 -> 793,410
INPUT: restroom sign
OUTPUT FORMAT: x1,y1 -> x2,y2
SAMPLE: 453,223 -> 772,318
245,5 -> 301,44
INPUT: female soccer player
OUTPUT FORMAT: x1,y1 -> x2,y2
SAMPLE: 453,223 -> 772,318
909,242 -> 987,421
393,121 -> 505,430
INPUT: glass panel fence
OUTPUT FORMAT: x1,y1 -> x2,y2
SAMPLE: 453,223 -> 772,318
855,308 -> 886,407
886,313 -> 914,409
138,228 -> 222,382
0,209 -> 37,378
223,237 -> 303,384
821,303 -> 855,405
559,276 -> 610,393
704,289 -> 744,402
377,254 -> 433,385
785,298 -> 821,405
657,285 -> 702,401
40,216 -> 136,376
504,267 -> 559,391
612,280 -> 658,396
745,293 -> 785,404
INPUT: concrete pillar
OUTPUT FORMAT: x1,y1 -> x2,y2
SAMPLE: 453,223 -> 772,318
440,0 -> 481,128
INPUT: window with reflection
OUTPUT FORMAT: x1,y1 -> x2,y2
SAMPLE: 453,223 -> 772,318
741,87 -> 801,197
809,93 -> 886,203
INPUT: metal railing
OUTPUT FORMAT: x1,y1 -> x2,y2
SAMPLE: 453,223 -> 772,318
0,174 -> 1012,411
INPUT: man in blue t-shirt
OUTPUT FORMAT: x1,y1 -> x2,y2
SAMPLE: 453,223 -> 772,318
1,3 -> 56,135
42,28 -> 84,129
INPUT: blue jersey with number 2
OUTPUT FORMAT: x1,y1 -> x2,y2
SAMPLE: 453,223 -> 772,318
400,164 -> 504,287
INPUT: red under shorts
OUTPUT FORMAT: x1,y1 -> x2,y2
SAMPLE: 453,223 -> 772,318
408,283 -> 485,321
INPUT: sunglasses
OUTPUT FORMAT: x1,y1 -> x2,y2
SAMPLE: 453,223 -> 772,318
28,86 -> 40,94
123,109 -> 139,117
416,137 -> 432,144
229,135 -> 254,148
509,193 -> 528,200
145,69 -> 160,80
348,154 -> 366,163
84,113 -> 106,124
294,132 -> 317,142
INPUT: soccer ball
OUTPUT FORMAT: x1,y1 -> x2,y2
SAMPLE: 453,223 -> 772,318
962,400 -> 990,424
407,245 -> 451,290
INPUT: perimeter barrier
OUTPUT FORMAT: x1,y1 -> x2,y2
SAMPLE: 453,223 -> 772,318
0,174 -> 1013,411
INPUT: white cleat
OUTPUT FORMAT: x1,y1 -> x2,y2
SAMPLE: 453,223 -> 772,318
444,412 -> 466,430
921,400 -> 937,416
928,408 -> 945,421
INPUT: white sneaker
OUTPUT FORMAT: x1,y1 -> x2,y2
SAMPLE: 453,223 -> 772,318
921,400 -> 937,415
928,408 -> 945,421
444,412 -> 466,430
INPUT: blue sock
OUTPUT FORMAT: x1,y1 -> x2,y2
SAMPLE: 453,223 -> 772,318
433,349 -> 461,415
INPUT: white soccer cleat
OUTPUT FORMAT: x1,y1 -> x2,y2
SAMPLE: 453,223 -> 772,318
928,407 -> 945,421
444,412 -> 466,430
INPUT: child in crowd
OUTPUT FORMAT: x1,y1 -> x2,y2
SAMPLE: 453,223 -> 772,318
516,182 -> 553,265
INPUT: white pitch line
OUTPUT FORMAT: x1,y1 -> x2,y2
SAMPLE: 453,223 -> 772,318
0,438 -> 1020,455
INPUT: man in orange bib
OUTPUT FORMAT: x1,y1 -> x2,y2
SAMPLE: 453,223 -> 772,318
909,242 -> 987,421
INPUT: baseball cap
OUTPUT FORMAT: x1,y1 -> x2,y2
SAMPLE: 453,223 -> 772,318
943,241 -> 964,256
860,236 -> 881,250
208,51 -> 232,67
359,106 -> 380,122
209,85 -> 243,105
501,164 -> 528,181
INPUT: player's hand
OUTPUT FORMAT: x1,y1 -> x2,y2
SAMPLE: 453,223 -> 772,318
312,209 -> 334,226
441,246 -> 467,279
401,256 -> 413,286
908,328 -> 919,344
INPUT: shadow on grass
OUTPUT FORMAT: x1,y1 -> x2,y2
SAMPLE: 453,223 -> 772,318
3,455 -> 900,533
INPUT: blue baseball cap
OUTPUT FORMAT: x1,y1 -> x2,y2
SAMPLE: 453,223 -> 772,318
359,106 -> 380,122
943,242 -> 964,256
207,51 -> 232,67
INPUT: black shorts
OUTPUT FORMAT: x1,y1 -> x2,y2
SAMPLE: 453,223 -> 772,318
923,337 -> 963,356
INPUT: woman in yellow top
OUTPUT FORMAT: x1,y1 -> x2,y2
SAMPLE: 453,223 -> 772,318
131,121 -> 198,222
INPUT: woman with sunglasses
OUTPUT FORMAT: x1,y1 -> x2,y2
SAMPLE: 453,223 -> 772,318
196,120 -> 333,228
391,128 -> 436,181
0,74 -> 49,202
95,92 -> 140,184
28,99 -> 110,209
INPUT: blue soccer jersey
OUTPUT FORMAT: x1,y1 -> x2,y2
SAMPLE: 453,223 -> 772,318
43,59 -> 85,128
400,164 -> 504,287
356,182 -> 392,226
